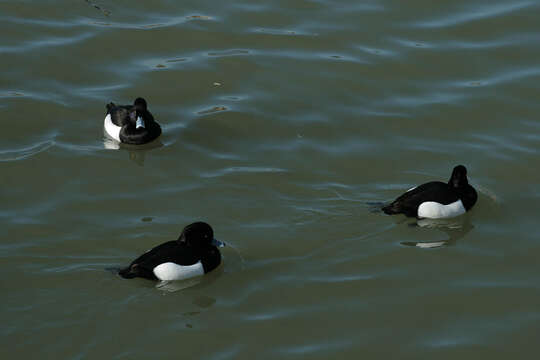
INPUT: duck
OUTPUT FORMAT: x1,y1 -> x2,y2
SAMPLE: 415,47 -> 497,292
382,165 -> 477,219
104,97 -> 161,145
119,222 -> 225,281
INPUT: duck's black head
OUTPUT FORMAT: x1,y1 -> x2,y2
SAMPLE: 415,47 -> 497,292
129,98 -> 149,126
133,97 -> 148,111
177,222 -> 224,248
449,165 -> 469,188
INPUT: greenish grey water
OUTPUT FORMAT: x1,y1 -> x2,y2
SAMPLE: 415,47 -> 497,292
2,0 -> 540,358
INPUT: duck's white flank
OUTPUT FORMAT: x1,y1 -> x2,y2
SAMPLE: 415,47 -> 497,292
418,200 -> 466,219
104,114 -> 121,142
152,261 -> 205,281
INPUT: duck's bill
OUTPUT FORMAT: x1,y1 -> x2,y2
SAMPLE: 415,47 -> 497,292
212,238 -> 225,247
136,116 -> 145,129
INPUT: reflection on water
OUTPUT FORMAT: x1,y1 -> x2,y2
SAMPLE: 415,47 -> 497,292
127,150 -> 147,166
103,136 -> 163,165
191,295 -> 216,308
103,137 -> 120,150
415,216 -> 471,230
156,277 -> 204,292
402,216 -> 474,248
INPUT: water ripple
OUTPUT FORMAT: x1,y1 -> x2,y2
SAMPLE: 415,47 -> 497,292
79,13 -> 217,30
0,140 -> 54,162
0,32 -> 94,53
0,15 -> 79,28
249,27 -> 315,36
207,49 -> 251,57
200,166 -> 287,178
438,34 -> 540,50
453,65 -> 540,88
415,1 -> 535,28
277,339 -> 355,355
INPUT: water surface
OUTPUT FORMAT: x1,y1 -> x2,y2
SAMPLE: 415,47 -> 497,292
2,0 -> 540,358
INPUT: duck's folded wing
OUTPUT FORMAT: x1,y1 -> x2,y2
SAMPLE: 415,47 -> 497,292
401,182 -> 460,205
108,106 -> 132,127
383,181 -> 459,215
119,241 -> 178,279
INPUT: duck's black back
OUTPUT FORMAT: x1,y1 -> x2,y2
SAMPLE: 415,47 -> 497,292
119,241 -> 199,280
106,103 -> 132,127
382,181 -> 459,217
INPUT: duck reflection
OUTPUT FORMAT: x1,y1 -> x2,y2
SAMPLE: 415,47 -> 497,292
103,135 -> 163,166
155,277 -> 204,293
401,216 -> 474,248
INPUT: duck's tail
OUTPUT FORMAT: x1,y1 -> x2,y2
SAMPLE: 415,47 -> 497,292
106,102 -> 116,113
381,203 -> 400,215
366,201 -> 385,214
105,266 -> 136,278
118,265 -> 138,279
117,264 -> 157,280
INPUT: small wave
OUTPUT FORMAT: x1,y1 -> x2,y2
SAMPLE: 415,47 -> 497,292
207,49 -> 251,57
355,45 -> 397,57
475,184 -> 502,204
56,141 -> 110,153
0,140 -> 54,162
304,273 -> 374,283
0,15 -> 80,28
429,34 -> 540,51
200,166 -> 287,178
0,91 -> 26,99
262,49 -> 364,63
453,65 -> 540,88
75,84 -> 128,100
249,28 -> 314,36
80,13 -> 216,30
415,1 -> 534,28
468,132 -> 539,159
277,339 -> 354,355
196,106 -> 228,115
0,32 -> 94,53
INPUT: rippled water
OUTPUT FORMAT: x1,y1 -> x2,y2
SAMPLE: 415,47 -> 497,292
2,0 -> 540,358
